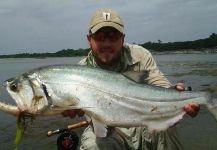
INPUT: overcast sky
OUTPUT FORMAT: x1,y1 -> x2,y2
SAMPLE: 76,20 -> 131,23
0,0 -> 217,55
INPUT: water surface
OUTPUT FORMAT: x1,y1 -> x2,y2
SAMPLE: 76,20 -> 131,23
0,54 -> 217,150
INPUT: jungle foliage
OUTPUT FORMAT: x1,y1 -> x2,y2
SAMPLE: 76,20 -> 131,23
0,33 -> 216,58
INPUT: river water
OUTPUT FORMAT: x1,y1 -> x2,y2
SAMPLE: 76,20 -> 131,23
0,53 -> 216,150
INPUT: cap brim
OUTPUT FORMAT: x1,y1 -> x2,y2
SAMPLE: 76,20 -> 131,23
90,22 -> 124,34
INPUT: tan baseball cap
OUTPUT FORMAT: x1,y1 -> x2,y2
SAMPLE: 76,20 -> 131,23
89,8 -> 124,34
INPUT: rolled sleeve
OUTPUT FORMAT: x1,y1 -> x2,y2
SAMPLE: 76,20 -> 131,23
141,52 -> 172,88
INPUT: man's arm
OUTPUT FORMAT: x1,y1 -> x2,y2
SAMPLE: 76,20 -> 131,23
140,50 -> 172,88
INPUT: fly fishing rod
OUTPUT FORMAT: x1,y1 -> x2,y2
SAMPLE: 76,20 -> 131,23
47,120 -> 88,150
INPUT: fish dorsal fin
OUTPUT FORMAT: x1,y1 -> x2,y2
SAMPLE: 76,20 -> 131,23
50,105 -> 92,112
122,70 -> 149,83
92,118 -> 108,137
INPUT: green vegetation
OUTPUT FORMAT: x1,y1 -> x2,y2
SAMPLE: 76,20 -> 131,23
140,33 -> 217,52
0,48 -> 90,58
0,33 -> 216,58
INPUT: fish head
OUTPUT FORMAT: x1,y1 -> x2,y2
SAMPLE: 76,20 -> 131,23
5,73 -> 50,114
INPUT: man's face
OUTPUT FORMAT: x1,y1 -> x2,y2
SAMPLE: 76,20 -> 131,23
87,27 -> 125,67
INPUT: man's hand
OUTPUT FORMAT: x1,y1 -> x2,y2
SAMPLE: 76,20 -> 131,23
62,109 -> 85,118
175,82 -> 200,117
183,103 -> 200,117
175,82 -> 192,91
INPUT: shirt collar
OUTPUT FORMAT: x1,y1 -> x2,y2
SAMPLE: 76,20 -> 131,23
123,43 -> 141,65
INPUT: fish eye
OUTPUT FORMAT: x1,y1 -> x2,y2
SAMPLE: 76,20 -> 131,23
10,82 -> 18,92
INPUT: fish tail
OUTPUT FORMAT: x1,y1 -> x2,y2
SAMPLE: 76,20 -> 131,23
206,83 -> 217,120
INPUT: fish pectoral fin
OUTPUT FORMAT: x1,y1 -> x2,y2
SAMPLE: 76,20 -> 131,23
147,112 -> 186,131
92,118 -> 108,137
51,105 -> 91,111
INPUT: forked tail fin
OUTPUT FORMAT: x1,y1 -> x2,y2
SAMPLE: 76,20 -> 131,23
206,84 -> 217,120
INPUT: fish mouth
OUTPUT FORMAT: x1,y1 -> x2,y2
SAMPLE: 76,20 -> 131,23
0,99 -> 36,125
0,81 -> 19,116
0,99 -> 40,117
0,100 -> 19,116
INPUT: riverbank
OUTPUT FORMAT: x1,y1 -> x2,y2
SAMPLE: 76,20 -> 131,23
150,48 -> 217,55
1,33 -> 217,58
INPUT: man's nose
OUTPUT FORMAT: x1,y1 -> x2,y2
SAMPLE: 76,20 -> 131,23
102,38 -> 113,46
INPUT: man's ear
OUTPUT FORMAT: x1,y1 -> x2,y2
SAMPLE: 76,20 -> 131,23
121,34 -> 125,44
87,34 -> 91,45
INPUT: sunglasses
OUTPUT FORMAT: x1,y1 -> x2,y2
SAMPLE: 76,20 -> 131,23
91,31 -> 123,42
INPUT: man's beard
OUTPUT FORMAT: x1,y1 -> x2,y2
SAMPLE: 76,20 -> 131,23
93,50 -> 121,69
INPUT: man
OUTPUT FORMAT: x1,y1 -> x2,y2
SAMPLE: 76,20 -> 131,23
63,8 -> 199,150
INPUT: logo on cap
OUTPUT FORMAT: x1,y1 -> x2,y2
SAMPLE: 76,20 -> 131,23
103,12 -> 111,20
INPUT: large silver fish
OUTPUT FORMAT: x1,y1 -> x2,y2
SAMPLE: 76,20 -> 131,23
0,64 -> 217,137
